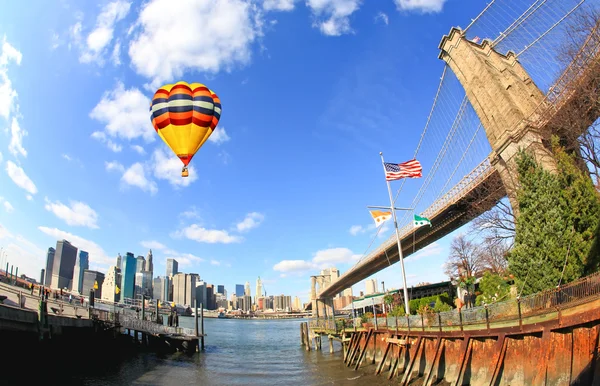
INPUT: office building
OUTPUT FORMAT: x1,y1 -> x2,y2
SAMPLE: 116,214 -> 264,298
71,250 -> 89,294
196,280 -> 207,308
120,252 -> 136,301
366,279 -> 378,295
206,284 -> 215,310
50,240 -> 78,290
44,247 -> 55,286
256,277 -> 263,302
153,276 -> 170,301
40,269 -> 45,285
116,253 -> 122,271
135,271 -> 153,299
172,273 -> 197,306
136,255 -> 146,273
146,249 -> 153,277
293,296 -> 302,311
244,281 -> 251,297
235,284 -> 244,297
217,285 -> 225,295
82,270 -> 105,299
166,258 -> 178,278
101,265 -> 121,302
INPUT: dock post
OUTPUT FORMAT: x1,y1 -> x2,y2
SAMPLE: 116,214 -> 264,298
195,302 -> 199,352
200,303 -> 205,351
300,323 -> 305,346
329,335 -> 334,353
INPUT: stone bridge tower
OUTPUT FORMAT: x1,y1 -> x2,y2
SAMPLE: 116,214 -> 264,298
439,27 -> 557,212
310,272 -> 335,318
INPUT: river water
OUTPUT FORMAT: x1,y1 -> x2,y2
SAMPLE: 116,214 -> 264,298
69,317 -> 394,386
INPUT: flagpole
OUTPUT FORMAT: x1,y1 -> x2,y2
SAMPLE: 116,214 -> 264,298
380,152 -> 411,315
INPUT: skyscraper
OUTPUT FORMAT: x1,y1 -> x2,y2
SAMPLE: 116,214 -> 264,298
136,255 -> 146,273
120,252 -> 136,301
44,247 -> 55,286
51,240 -> 78,290
146,249 -> 153,277
71,250 -> 89,294
365,279 -> 378,295
235,284 -> 244,297
166,258 -> 178,278
217,285 -> 225,294
101,265 -> 121,302
116,253 -> 122,271
82,270 -> 104,299
244,281 -> 251,296
256,277 -> 263,300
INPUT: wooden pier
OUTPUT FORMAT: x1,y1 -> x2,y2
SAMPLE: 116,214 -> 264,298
303,271 -> 600,385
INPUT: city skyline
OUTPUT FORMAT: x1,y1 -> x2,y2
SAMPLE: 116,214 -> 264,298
0,0 -> 483,302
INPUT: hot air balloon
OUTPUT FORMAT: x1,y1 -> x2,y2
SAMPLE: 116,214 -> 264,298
150,81 -> 222,177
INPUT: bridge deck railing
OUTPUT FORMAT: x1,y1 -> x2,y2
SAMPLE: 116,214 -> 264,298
312,271 -> 600,333
90,309 -> 198,337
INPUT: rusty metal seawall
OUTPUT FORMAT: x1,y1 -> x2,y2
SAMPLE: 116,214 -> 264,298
306,272 -> 600,385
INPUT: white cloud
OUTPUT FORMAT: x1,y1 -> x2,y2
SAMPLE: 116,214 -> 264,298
111,40 -> 121,65
151,147 -> 198,188
174,224 -> 242,244
312,247 -> 360,264
62,154 -> 72,161
306,0 -> 362,36
44,197 -> 99,229
0,150 -> 3,163
105,160 -> 125,173
0,222 -> 46,278
210,259 -> 221,266
79,1 -> 131,65
375,11 -> 389,25
263,0 -> 295,11
128,0 -> 263,86
90,82 -> 154,144
121,162 -> 158,195
272,247 -> 360,273
140,240 -> 204,266
394,0 -> 447,13
51,32 -> 61,50
236,212 -> 265,232
349,225 -> 365,235
26,194 -> 32,201
208,126 -> 230,145
179,206 -> 200,219
6,161 -> 37,195
0,36 -> 22,121
91,131 -> 123,152
38,226 -> 113,269
140,240 -> 166,250
0,197 -> 14,213
131,144 -> 145,154
273,259 -> 315,272
3,201 -> 14,213
8,117 -> 27,158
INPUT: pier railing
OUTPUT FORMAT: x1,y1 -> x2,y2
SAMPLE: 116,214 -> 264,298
311,271 -> 600,333
120,315 -> 197,337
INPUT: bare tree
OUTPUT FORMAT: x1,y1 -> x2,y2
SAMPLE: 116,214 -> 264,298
478,239 -> 510,275
444,234 -> 484,280
471,199 -> 516,247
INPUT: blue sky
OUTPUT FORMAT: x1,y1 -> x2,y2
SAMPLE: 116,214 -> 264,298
0,0 -> 490,302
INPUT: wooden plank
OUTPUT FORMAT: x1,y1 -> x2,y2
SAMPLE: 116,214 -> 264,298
343,333 -> 355,363
386,337 -> 408,345
347,332 -> 363,367
400,336 -> 424,386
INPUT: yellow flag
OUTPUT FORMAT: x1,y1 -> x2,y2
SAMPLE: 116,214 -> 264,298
93,280 -> 99,290
369,210 -> 392,227
115,285 -> 120,294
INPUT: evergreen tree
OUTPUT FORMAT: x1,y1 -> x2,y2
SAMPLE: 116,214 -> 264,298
508,139 -> 600,295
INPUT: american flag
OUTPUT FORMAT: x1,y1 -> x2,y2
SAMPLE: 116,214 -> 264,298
384,159 -> 423,181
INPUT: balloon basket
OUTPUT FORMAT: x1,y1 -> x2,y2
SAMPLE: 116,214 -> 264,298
181,167 -> 189,178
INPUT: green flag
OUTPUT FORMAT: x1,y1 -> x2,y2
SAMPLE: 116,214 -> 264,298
413,214 -> 431,228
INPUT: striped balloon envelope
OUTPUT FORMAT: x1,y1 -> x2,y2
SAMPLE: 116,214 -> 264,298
150,81 -> 222,177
